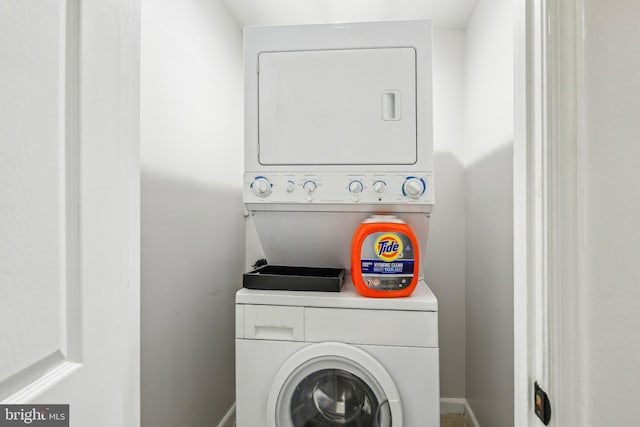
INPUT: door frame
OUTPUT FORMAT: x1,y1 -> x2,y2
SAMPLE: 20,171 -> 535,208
514,0 -> 584,425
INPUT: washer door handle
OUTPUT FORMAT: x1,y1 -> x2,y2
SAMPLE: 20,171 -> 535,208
254,325 -> 295,340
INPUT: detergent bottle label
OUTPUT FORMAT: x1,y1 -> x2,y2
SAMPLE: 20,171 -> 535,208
359,232 -> 415,290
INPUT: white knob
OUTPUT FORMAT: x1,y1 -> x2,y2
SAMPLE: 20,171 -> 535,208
303,180 -> 317,194
286,180 -> 295,193
373,181 -> 386,194
348,180 -> 363,194
251,177 -> 272,197
403,178 -> 424,199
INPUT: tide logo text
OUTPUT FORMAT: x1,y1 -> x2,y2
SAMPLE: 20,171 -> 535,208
375,234 -> 403,262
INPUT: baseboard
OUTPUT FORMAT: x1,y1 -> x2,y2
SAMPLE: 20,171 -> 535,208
217,403 -> 236,427
440,398 -> 480,427
463,400 -> 480,427
441,398 -> 467,415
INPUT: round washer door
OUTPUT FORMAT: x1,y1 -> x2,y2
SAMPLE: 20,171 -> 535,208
266,342 -> 403,427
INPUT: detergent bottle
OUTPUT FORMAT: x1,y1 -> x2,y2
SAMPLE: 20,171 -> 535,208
351,215 -> 420,298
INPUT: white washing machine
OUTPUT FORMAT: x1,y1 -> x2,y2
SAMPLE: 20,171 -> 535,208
235,280 -> 440,427
237,20 -> 439,427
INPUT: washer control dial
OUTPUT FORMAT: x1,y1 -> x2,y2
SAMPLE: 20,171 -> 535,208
251,176 -> 272,198
286,180 -> 296,193
373,180 -> 387,194
403,177 -> 426,199
303,180 -> 317,194
348,180 -> 364,194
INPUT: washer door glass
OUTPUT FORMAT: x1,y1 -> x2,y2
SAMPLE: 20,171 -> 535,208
289,368 -> 389,427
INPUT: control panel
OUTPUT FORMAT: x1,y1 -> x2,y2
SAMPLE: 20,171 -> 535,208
244,172 -> 434,205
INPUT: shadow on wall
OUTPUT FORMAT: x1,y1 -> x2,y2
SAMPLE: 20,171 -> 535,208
141,169 -> 244,427
425,151 -> 467,399
465,142 -> 514,427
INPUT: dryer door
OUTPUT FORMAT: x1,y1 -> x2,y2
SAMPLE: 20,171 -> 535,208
267,342 -> 402,427
258,47 -> 417,166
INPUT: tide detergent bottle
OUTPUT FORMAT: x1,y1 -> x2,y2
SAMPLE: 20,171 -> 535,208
351,215 -> 420,298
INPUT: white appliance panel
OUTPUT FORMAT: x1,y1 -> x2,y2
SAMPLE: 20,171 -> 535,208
248,211 -> 430,271
235,326 -> 440,427
244,171 -> 434,207
305,307 -> 438,347
258,48 -> 417,165
236,280 -> 438,312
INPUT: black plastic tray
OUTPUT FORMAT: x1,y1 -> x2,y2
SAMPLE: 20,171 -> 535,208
243,265 -> 345,292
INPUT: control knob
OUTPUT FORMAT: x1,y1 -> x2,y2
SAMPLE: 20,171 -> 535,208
286,180 -> 295,193
403,177 -> 425,199
251,176 -> 272,198
348,180 -> 364,194
373,180 -> 387,194
303,180 -> 317,194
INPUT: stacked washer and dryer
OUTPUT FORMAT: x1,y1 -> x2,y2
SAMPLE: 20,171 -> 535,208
235,21 -> 440,427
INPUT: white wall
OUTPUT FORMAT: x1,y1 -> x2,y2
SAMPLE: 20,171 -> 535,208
582,0 -> 640,424
140,1 -> 244,426
463,0 -> 514,426
426,29 -> 467,399
138,5 -> 513,423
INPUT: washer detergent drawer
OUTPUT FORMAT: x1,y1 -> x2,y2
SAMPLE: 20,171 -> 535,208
242,304 -> 304,341
305,308 -> 438,348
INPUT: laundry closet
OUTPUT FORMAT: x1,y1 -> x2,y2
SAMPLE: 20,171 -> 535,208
141,1 -> 514,427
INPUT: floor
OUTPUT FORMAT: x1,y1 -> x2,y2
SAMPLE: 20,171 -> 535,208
232,414 -> 469,426
441,413 -> 471,427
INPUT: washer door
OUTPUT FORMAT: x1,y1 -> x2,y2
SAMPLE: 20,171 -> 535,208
267,342 -> 402,427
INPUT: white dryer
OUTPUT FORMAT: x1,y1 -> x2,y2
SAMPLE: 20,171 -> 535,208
235,280 -> 440,427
